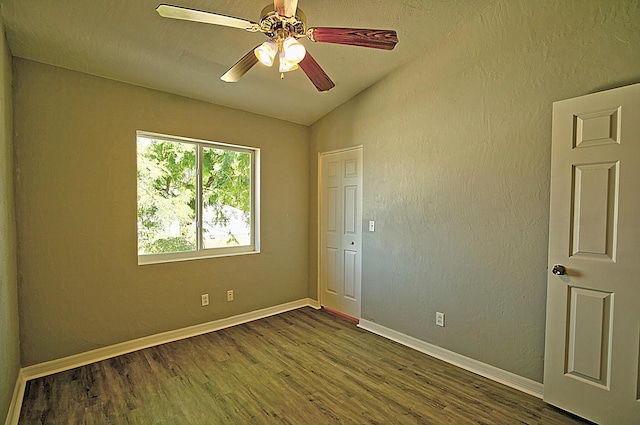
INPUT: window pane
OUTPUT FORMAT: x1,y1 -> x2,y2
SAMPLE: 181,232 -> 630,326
201,146 -> 251,249
137,137 -> 197,255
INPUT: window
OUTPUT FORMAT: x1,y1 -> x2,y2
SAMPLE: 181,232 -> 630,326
136,131 -> 259,264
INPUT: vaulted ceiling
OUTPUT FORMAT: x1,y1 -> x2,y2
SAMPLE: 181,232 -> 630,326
1,0 -> 494,125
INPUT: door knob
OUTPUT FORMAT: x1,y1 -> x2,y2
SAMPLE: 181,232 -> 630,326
350,241 -> 355,245
552,264 -> 566,276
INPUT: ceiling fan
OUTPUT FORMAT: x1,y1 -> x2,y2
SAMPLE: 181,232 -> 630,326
156,0 -> 399,92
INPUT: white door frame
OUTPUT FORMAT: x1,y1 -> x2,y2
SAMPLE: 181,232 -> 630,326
317,145 -> 363,313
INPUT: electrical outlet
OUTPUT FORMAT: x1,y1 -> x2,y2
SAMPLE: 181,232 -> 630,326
226,290 -> 234,302
436,312 -> 445,327
201,293 -> 209,306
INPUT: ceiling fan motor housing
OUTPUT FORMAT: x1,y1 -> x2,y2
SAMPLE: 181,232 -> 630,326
259,5 -> 307,40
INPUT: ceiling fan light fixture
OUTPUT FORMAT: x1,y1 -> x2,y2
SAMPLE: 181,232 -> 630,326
278,50 -> 299,73
254,40 -> 277,66
282,36 -> 306,64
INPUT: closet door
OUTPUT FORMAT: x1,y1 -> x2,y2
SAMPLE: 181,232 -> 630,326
320,148 -> 362,318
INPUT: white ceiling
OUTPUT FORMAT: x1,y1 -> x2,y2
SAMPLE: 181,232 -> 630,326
1,0 -> 493,125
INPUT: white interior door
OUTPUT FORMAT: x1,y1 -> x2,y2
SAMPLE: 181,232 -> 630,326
543,83 -> 640,424
320,148 -> 362,319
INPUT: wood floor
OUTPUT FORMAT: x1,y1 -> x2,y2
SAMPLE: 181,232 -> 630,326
19,307 -> 591,424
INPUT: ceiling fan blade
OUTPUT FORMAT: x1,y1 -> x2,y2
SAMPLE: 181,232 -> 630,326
307,27 -> 398,50
274,0 -> 298,17
156,4 -> 259,32
220,47 -> 260,83
298,52 -> 335,92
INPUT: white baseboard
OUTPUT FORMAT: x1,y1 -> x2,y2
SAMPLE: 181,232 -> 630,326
307,298 -> 321,309
22,298 -> 320,381
358,319 -> 544,399
4,369 -> 26,425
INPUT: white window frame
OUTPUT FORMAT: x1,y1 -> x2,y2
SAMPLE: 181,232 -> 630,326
137,131 -> 260,265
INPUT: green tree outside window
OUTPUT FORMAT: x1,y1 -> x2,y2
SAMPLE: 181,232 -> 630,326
137,135 -> 253,258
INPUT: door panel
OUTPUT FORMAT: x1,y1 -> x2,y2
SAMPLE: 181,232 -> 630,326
324,247 -> 339,295
326,187 -> 338,232
570,162 -> 619,260
544,83 -> 640,424
344,185 -> 358,234
320,148 -> 363,318
343,249 -> 357,300
566,287 -> 612,388
574,107 -> 620,148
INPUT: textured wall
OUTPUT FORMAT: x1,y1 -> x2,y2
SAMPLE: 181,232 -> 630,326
0,18 -> 19,423
14,59 -> 310,366
310,0 -> 640,382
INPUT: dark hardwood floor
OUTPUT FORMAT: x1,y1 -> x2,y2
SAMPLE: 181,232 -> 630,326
19,307 -> 591,424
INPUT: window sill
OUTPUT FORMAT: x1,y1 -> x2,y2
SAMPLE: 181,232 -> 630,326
138,249 -> 260,266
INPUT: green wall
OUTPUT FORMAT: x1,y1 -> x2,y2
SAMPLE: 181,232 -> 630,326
0,17 -> 19,422
310,0 -> 640,382
13,59 -> 310,366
